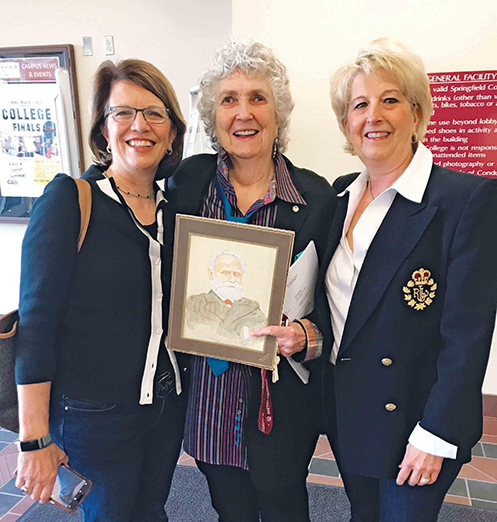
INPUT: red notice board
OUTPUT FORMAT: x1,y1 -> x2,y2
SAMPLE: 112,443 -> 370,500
425,71 -> 497,178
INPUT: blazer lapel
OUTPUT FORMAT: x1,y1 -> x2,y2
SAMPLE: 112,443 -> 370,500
274,199 -> 308,257
313,193 -> 349,338
339,194 -> 438,355
319,194 -> 349,285
317,170 -> 359,287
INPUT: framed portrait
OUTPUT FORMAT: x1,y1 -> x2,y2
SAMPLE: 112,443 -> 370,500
168,215 -> 295,370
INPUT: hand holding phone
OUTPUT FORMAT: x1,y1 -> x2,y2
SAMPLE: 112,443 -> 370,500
50,464 -> 92,513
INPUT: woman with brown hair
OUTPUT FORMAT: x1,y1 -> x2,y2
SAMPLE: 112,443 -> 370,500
14,59 -> 187,522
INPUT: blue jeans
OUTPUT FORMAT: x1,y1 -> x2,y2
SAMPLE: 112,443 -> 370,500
50,390 -> 187,522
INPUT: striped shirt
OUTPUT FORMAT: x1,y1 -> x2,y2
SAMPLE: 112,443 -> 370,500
184,150 -> 307,469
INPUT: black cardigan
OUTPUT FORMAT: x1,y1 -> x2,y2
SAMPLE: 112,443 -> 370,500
15,166 -> 177,404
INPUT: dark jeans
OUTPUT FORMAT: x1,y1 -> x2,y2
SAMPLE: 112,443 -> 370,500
328,436 -> 464,522
196,460 -> 311,522
50,389 -> 187,522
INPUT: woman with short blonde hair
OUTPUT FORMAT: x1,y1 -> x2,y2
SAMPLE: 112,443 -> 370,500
314,37 -> 497,521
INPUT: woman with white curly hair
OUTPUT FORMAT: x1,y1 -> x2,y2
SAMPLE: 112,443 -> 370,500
166,40 -> 336,521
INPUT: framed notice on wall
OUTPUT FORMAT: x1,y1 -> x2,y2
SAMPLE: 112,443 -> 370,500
0,45 -> 83,222
425,71 -> 497,178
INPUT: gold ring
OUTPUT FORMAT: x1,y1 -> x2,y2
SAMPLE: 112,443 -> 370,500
419,476 -> 430,485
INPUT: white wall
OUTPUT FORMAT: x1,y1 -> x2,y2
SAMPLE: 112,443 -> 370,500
0,0 -> 232,313
232,0 -> 497,394
1,0 -> 232,170
0,224 -> 25,312
233,0 -> 496,180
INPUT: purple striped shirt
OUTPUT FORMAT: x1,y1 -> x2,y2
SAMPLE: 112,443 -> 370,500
184,150 -> 305,469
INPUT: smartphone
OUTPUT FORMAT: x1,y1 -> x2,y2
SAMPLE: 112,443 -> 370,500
50,464 -> 92,513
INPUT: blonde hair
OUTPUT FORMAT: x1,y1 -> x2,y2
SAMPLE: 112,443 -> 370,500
330,38 -> 432,154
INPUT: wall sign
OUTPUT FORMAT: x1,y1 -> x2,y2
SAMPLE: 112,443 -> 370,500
0,45 -> 83,222
425,70 -> 497,178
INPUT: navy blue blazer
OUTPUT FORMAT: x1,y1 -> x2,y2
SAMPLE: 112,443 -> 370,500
166,153 -> 337,489
313,164 -> 497,479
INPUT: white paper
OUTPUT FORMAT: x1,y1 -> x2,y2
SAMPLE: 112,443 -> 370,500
282,241 -> 319,384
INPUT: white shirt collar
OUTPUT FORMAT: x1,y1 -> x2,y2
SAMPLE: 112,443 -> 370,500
337,142 -> 433,204
96,176 -> 166,206
96,177 -> 120,203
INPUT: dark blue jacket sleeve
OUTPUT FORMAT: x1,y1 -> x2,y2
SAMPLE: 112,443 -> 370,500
420,178 -> 497,445
15,174 -> 80,384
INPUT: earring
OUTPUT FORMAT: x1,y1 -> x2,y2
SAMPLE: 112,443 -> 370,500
411,133 -> 418,144
106,145 -> 111,154
272,137 -> 279,158
165,149 -> 172,155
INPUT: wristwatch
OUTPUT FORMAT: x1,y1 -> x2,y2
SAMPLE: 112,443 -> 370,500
17,433 -> 53,452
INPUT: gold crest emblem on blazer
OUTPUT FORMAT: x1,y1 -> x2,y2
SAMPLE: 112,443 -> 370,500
403,268 -> 437,311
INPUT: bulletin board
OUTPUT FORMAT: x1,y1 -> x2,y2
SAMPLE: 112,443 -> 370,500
0,44 -> 83,222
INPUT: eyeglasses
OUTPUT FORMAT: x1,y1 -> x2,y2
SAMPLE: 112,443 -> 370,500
105,105 -> 170,124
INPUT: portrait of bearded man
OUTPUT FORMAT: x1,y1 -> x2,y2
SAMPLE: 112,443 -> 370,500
185,249 -> 267,347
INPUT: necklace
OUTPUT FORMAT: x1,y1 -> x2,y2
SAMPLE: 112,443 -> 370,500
367,178 -> 375,200
103,171 -> 154,199
116,185 -> 154,199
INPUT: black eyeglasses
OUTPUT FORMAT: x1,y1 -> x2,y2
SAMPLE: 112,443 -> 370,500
105,105 -> 170,124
